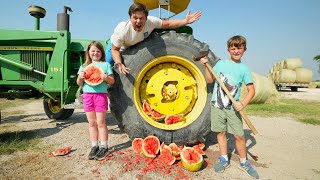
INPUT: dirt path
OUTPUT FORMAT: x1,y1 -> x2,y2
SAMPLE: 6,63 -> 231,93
1,89 -> 320,179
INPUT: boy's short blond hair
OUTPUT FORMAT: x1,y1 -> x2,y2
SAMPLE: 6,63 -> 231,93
227,35 -> 247,49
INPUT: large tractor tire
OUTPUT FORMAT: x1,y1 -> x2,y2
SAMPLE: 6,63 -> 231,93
43,98 -> 74,120
110,31 -> 219,145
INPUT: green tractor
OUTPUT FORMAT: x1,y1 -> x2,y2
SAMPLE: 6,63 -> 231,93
0,0 -> 220,145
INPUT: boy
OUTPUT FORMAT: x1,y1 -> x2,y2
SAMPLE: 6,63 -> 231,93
200,35 -> 259,179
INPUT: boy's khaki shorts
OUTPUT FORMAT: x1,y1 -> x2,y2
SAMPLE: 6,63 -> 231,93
211,106 -> 244,136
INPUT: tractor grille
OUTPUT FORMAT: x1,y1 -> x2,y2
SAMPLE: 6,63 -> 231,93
20,51 -> 48,81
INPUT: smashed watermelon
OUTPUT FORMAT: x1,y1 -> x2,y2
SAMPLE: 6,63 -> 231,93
141,135 -> 160,158
164,114 -> 185,125
157,144 -> 176,166
180,147 -> 203,172
142,100 -> 153,115
132,138 -> 144,154
83,65 -> 104,86
151,110 -> 165,121
51,146 -> 72,156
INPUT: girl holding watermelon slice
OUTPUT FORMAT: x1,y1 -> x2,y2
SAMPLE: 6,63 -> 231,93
77,41 -> 115,161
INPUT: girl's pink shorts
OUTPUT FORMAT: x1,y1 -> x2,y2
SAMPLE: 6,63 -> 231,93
82,93 -> 108,112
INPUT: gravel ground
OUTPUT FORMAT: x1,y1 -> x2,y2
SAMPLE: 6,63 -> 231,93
0,88 -> 320,180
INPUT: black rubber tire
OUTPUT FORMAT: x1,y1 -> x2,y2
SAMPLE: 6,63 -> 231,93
43,98 -> 74,120
290,87 -> 298,92
110,31 -> 220,145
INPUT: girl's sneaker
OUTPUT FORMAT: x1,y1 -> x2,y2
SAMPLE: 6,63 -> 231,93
95,147 -> 109,161
239,160 -> 259,179
214,156 -> 230,172
88,146 -> 99,160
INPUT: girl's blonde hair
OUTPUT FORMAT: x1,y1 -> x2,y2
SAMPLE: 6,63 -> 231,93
84,41 -> 106,67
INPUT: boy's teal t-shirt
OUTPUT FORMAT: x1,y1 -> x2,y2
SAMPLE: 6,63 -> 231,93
78,62 -> 113,93
211,59 -> 253,109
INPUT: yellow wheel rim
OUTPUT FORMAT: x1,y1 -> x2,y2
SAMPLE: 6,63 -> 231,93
134,55 -> 207,130
48,99 -> 61,113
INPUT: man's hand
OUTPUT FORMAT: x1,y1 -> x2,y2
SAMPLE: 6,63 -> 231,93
185,10 -> 202,24
117,63 -> 131,74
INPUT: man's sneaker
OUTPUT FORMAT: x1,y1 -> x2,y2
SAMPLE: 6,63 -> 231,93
214,156 -> 230,172
95,147 -> 109,161
88,146 -> 99,160
239,161 -> 259,179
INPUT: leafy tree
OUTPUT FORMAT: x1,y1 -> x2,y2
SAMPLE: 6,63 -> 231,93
314,55 -> 320,75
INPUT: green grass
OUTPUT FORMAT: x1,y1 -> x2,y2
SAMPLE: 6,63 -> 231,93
245,98 -> 320,125
0,130 -> 40,155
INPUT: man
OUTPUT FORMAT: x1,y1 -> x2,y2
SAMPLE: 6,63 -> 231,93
107,2 -> 202,74
106,2 -> 202,130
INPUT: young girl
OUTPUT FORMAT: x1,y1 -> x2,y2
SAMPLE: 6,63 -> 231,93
77,41 -> 115,161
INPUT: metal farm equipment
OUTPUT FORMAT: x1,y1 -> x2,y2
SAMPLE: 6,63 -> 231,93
0,0 -> 220,145
0,5 -> 92,119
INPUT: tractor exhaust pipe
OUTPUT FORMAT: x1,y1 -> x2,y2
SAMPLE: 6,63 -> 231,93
57,6 -> 72,31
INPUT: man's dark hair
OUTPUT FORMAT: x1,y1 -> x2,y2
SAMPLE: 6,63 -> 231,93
128,2 -> 148,17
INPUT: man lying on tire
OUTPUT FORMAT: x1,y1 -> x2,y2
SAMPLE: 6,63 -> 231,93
106,2 -> 202,74
106,2 -> 202,130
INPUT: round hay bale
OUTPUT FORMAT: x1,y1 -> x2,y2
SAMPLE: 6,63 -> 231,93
274,71 -> 280,83
314,82 -> 320,88
284,58 -> 303,70
278,69 -> 296,83
295,68 -> 313,83
279,60 -> 285,70
240,72 -> 279,104
272,64 -> 277,72
308,82 -> 317,88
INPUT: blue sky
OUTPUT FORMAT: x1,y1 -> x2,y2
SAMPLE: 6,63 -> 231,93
1,0 -> 319,80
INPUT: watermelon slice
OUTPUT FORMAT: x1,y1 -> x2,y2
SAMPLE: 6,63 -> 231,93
51,146 -> 72,156
83,65 -> 104,86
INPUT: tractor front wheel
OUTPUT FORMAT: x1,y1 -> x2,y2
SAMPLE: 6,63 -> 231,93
110,31 -> 220,145
43,98 -> 74,120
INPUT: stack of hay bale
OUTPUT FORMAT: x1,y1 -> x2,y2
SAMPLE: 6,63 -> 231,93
268,58 -> 313,84
240,72 -> 279,104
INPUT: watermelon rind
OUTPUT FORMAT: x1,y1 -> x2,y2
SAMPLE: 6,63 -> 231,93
180,147 -> 203,172
141,135 -> 160,158
158,150 -> 176,166
142,100 -> 153,115
151,110 -> 166,121
132,138 -> 144,154
169,143 -> 180,157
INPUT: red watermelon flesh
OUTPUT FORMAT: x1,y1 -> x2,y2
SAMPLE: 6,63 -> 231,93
84,65 -> 103,86
157,147 -> 176,166
52,146 -> 72,156
142,100 -> 153,115
151,110 -> 165,121
141,135 -> 160,158
132,138 -> 143,154
164,114 -> 184,125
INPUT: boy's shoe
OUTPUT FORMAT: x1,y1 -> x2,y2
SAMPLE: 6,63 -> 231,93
214,156 -> 230,172
95,147 -> 109,161
88,146 -> 99,160
239,161 -> 259,179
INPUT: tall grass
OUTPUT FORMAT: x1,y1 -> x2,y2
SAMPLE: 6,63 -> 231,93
245,98 -> 320,125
